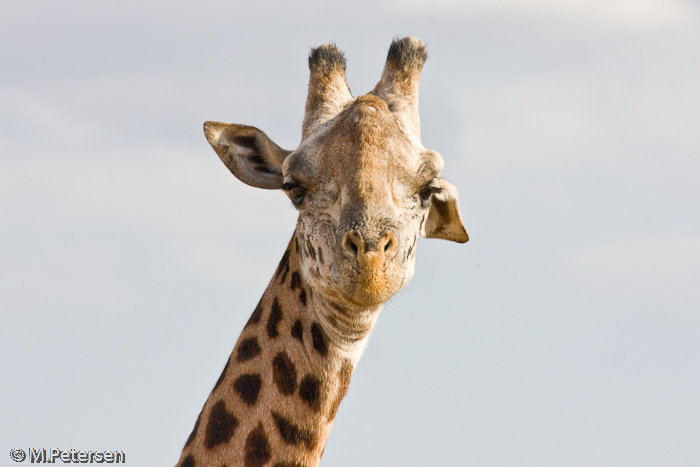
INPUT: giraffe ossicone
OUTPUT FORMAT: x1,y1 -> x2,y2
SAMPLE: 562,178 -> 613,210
177,36 -> 468,467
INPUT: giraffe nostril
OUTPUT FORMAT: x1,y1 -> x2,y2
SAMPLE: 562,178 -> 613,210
342,231 -> 363,259
384,238 -> 392,252
379,231 -> 398,258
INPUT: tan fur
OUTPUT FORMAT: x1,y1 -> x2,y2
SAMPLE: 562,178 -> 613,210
177,37 -> 468,467
180,243 -> 355,466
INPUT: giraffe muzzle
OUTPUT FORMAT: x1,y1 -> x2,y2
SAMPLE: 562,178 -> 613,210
337,229 -> 402,305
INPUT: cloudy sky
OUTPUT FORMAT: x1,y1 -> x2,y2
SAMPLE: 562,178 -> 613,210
2,0 -> 699,465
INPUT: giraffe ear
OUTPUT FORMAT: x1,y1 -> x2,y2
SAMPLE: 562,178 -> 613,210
203,121 -> 291,189
420,179 -> 469,243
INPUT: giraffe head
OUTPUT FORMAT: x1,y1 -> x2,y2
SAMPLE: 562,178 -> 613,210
204,37 -> 468,310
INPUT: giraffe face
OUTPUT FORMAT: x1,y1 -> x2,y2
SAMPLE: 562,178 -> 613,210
282,95 -> 443,307
203,37 -> 468,309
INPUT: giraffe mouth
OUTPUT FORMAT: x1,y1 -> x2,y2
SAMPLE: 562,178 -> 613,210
320,282 -> 394,309
353,253 -> 393,304
320,254 -> 405,308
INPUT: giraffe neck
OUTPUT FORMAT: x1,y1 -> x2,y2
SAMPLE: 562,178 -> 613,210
177,231 -> 381,467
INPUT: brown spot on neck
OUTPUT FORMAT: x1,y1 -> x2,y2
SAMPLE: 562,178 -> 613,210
244,423 -> 271,467
267,298 -> 283,338
233,373 -> 262,406
328,359 -> 353,420
272,412 -> 318,450
204,400 -> 238,449
310,322 -> 329,357
272,351 -> 298,395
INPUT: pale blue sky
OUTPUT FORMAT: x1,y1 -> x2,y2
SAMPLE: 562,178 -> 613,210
2,1 -> 699,465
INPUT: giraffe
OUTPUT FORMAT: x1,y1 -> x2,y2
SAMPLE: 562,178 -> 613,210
176,37 -> 469,467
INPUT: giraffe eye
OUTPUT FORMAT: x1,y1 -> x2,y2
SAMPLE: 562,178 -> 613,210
418,182 -> 442,208
283,182 -> 307,207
